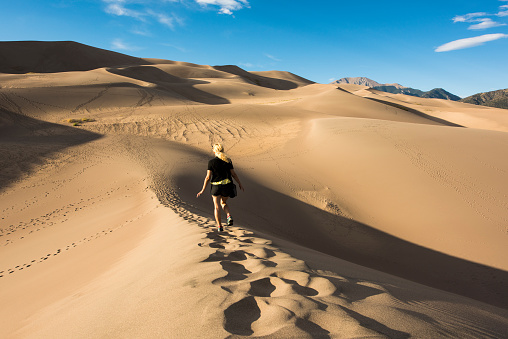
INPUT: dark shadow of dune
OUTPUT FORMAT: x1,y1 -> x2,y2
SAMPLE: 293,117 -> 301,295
0,109 -> 102,191
213,65 -> 305,90
338,306 -> 410,338
237,184 -> 508,310
106,66 -> 230,105
365,96 -> 464,127
295,318 -> 331,338
335,86 -> 354,94
107,65 -> 191,84
0,41 -> 152,74
248,277 -> 277,297
223,296 -> 260,335
160,150 -> 508,310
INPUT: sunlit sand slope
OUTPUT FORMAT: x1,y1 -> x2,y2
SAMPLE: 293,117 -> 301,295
340,84 -> 508,132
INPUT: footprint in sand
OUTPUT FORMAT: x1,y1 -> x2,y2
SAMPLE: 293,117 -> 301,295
189,215 -> 395,337
202,250 -> 248,263
212,261 -> 251,284
248,247 -> 276,259
223,296 -> 295,337
274,271 -> 338,297
242,258 -> 277,274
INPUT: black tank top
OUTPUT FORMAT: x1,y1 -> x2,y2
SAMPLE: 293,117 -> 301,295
208,157 -> 234,183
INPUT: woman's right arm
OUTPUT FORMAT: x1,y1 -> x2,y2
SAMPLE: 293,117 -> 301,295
196,170 -> 212,197
230,169 -> 244,192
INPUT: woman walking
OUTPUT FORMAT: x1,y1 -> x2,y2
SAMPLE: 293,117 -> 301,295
197,144 -> 244,232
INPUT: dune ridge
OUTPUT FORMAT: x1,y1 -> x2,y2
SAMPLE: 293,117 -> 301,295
1,42 -> 508,337
0,41 -> 151,74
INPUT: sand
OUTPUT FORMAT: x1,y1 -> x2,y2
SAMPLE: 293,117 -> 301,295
1,42 -> 508,338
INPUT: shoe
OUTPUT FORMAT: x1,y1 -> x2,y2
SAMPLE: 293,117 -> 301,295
218,226 -> 224,232
227,215 -> 234,226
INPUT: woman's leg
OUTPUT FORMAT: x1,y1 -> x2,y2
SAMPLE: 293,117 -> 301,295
212,195 -> 222,228
220,196 -> 230,215
221,196 -> 233,225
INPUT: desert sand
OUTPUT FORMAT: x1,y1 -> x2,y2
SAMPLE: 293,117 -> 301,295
1,42 -> 508,338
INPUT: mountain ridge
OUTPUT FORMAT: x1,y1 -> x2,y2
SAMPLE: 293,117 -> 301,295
461,88 -> 508,109
332,77 -> 461,101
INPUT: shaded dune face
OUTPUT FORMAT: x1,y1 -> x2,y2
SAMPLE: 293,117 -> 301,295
0,109 -> 102,190
170,135 -> 508,310
106,66 -> 231,105
1,41 -> 508,338
213,65 -> 314,90
0,41 -> 152,74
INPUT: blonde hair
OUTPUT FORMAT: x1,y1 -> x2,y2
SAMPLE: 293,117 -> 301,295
213,143 -> 231,163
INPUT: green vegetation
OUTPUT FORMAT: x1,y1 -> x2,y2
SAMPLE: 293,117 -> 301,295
66,117 -> 96,126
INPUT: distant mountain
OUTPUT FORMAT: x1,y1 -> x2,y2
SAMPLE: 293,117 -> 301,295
332,77 -> 381,88
0,41 -> 150,73
332,77 -> 461,101
460,89 -> 508,109
371,85 -> 426,97
424,88 -> 461,101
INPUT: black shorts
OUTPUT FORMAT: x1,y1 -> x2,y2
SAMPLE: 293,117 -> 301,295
210,183 -> 236,198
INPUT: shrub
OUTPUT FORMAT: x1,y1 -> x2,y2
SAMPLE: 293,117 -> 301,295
66,118 -> 95,124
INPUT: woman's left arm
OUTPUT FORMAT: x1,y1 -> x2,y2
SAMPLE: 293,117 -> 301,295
231,169 -> 244,192
197,170 -> 212,197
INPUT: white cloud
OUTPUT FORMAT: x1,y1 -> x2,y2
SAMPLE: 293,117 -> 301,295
498,10 -> 508,17
161,43 -> 189,52
194,0 -> 250,15
442,2 -> 508,51
102,0 -> 183,30
453,2 -> 508,20
105,1 -> 145,20
157,13 -> 175,27
498,0 -> 508,14
131,26 -> 151,36
238,62 -> 265,68
111,38 -> 139,51
468,18 -> 506,30
239,62 -> 254,67
435,33 -> 508,52
146,10 -> 182,29
264,53 -> 281,62
453,12 -> 488,23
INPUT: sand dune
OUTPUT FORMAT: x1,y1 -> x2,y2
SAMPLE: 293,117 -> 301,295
343,85 -> 508,132
1,42 -> 508,337
0,41 -> 150,74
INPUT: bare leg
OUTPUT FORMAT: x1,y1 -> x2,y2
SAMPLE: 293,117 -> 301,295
212,195 -> 222,228
221,196 -> 233,225
220,196 -> 230,215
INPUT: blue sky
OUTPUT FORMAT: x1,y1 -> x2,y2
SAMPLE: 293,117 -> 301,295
2,0 -> 508,97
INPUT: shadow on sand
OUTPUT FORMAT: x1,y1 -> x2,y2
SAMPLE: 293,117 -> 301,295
107,66 -> 231,105
364,96 -> 464,127
213,65 -> 313,90
0,109 -> 102,191
165,150 -> 508,310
